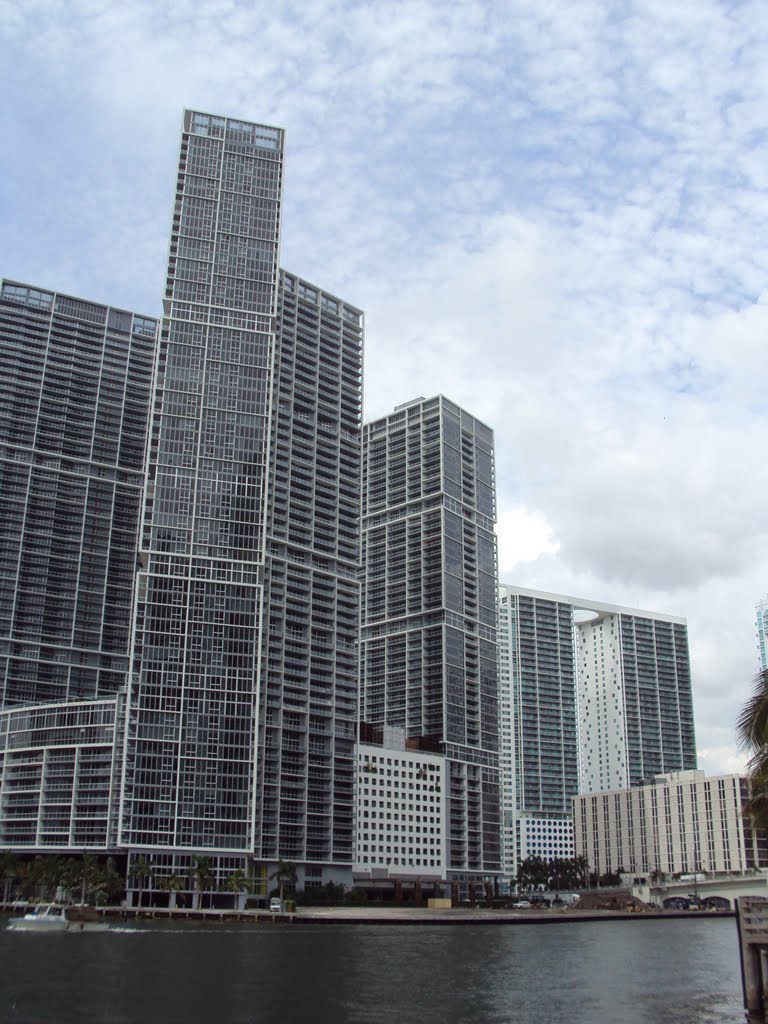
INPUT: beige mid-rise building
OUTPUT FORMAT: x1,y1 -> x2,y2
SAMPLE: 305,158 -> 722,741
573,769 -> 767,877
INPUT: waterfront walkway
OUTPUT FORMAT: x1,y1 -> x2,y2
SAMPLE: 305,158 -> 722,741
2,901 -> 733,926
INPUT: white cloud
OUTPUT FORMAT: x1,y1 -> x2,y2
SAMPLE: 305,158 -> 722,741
2,0 -> 768,777
497,507 -> 560,572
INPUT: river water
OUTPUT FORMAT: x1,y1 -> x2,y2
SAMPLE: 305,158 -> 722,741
0,915 -> 745,1023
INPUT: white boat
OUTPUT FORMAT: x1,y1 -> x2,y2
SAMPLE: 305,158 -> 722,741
7,903 -> 109,933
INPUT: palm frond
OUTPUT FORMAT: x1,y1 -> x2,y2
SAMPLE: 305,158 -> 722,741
736,669 -> 768,751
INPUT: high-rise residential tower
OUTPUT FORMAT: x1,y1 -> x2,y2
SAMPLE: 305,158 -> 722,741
120,111 -> 363,900
496,587 -> 696,884
576,600 -> 696,792
360,396 -> 501,885
0,280 -> 157,707
756,596 -> 768,672
0,280 -> 157,850
497,586 -> 579,881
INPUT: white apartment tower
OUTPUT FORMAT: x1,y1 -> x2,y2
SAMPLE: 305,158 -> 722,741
496,587 -> 696,882
576,601 -> 696,793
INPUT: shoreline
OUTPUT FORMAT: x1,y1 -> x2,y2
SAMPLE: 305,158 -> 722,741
1,901 -> 736,926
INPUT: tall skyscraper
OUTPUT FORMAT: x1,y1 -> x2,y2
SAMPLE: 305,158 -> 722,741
756,596 -> 768,671
497,586 -> 579,880
120,111 -> 363,898
360,396 -> 501,884
0,280 -> 156,850
576,601 -> 696,792
254,272 -> 362,872
496,586 -> 696,883
0,280 -> 157,707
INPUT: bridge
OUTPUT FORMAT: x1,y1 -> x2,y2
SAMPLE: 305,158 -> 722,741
635,873 -> 768,909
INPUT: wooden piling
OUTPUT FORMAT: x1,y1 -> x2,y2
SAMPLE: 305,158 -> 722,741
736,896 -> 768,1018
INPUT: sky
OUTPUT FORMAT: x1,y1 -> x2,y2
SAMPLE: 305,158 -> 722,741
2,0 -> 767,777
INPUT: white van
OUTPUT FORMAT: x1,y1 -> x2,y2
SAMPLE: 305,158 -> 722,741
269,898 -> 282,912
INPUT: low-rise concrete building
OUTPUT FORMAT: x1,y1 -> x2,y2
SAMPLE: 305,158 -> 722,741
517,813 -> 575,863
354,728 -> 448,895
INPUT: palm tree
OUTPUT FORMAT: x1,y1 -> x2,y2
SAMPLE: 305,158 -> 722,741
736,669 -> 768,828
573,855 -> 590,889
0,852 -> 20,903
73,853 -> 104,905
102,858 -> 125,906
269,859 -> 297,903
158,872 -> 185,910
27,855 -> 63,901
221,868 -> 250,910
132,856 -> 153,908
516,855 -> 548,893
193,856 -> 215,909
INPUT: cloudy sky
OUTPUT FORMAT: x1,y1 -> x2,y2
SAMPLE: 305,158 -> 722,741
2,0 -> 767,775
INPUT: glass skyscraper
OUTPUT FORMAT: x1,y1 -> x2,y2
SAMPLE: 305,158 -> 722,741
360,396 -> 501,882
120,111 -> 363,898
0,280 -> 157,707
497,586 -> 579,880
756,596 -> 768,672
0,280 -> 156,850
496,587 -> 696,883
576,603 -> 696,792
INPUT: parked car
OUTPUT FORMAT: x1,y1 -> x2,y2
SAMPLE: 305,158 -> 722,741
269,898 -> 282,912
511,900 -> 531,909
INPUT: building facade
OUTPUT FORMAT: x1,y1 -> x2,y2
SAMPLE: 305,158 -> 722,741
354,728 -> 447,884
576,602 -> 696,792
0,279 -> 154,854
497,585 -> 579,882
515,813 -> 574,864
254,271 -> 362,875
0,695 -> 125,849
573,770 -> 767,877
496,587 -> 695,885
756,596 -> 768,672
0,280 -> 157,708
360,396 -> 501,885
119,111 -> 363,900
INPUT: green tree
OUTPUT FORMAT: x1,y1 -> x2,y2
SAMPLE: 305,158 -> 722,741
573,855 -> 590,888
345,886 -> 368,906
0,852 -> 20,903
221,868 -> 250,909
599,869 -> 622,887
132,855 -> 153,908
193,856 -> 215,909
102,859 -> 125,905
516,856 -> 548,892
269,859 -> 297,903
737,669 -> 768,828
27,855 -> 63,901
547,857 -> 584,892
69,853 -> 105,905
158,872 -> 185,910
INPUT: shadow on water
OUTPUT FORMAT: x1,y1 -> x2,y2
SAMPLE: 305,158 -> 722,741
0,916 -> 745,1024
